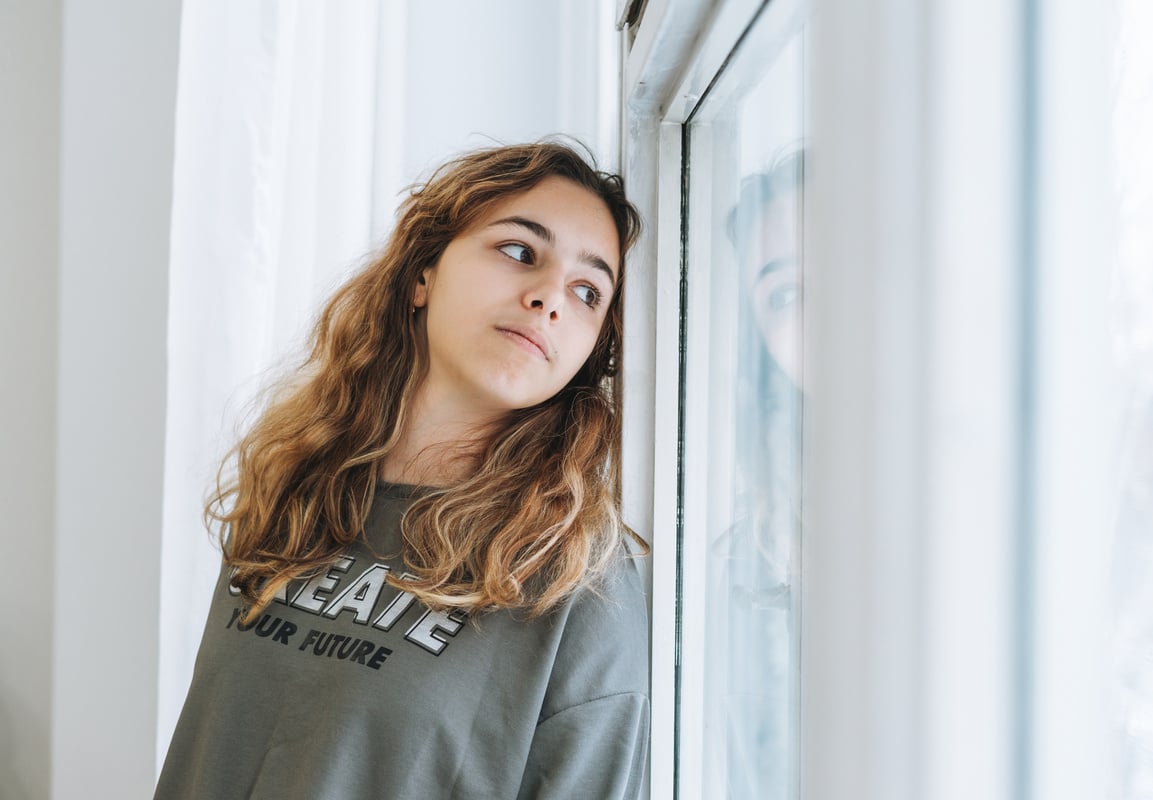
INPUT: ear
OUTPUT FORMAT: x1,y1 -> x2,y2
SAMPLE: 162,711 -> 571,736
412,268 -> 432,308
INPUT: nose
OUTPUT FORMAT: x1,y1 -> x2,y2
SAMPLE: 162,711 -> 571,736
523,268 -> 566,320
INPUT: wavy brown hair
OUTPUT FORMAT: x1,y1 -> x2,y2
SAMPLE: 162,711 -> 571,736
211,142 -> 646,622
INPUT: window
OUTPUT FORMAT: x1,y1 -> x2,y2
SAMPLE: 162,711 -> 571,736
1105,1 -> 1153,795
683,12 -> 805,800
619,1 -> 808,796
624,0 -> 1136,798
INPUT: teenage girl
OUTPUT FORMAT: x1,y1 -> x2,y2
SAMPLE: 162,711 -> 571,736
155,143 -> 650,799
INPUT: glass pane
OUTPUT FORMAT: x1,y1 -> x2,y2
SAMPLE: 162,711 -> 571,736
1112,2 -> 1153,795
681,10 -> 806,799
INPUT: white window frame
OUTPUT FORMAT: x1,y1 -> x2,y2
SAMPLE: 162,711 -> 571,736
620,1 -> 800,796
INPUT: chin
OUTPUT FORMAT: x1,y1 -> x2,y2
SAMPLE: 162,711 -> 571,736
471,385 -> 554,416
477,373 -> 567,413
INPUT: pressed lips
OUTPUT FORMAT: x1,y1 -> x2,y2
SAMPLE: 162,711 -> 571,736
496,324 -> 550,360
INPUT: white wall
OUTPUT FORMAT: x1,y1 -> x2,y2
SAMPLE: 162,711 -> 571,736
53,0 -> 181,796
0,2 -> 62,797
2,0 -> 180,797
400,0 -> 617,182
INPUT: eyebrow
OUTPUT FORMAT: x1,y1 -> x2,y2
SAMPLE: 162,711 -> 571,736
754,257 -> 797,284
489,216 -> 618,285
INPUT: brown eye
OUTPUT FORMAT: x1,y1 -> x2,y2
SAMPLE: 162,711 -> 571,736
574,284 -> 602,308
497,242 -> 534,264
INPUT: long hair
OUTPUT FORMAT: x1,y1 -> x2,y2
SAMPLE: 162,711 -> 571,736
211,142 -> 645,622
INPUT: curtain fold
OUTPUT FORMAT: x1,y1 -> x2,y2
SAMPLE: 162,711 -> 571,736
158,1 -> 383,766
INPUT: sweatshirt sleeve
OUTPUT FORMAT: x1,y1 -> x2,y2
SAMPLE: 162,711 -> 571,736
516,691 -> 650,800
516,555 -> 651,799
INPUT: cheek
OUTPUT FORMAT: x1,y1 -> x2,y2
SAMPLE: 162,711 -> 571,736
574,321 -> 613,377
752,273 -> 800,331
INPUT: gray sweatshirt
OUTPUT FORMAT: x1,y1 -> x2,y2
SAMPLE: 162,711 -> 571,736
155,482 -> 650,799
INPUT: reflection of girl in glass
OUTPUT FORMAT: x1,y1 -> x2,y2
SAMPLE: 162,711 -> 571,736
717,149 -> 804,800
155,143 -> 651,799
728,151 -> 804,391
725,147 -> 804,549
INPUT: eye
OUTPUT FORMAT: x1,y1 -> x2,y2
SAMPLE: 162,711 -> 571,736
768,283 -> 799,311
497,242 -> 534,264
573,284 -> 602,308
752,265 -> 801,318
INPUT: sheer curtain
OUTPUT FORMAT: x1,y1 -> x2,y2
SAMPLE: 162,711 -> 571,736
158,1 -> 394,765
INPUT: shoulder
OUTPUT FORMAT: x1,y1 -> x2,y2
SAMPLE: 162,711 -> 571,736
558,542 -> 648,644
573,550 -> 649,639
538,550 -> 649,719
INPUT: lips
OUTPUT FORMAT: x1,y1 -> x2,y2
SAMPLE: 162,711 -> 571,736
496,324 -> 550,360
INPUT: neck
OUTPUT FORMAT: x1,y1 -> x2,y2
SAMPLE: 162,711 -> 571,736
379,383 -> 501,487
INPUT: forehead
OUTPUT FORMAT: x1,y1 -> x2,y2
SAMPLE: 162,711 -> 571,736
475,177 -> 621,270
740,197 -> 798,253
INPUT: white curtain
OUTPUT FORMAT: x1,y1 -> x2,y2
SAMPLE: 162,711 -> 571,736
158,1 -> 391,766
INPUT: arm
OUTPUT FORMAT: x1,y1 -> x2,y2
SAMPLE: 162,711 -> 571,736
517,691 -> 650,800
517,555 -> 651,799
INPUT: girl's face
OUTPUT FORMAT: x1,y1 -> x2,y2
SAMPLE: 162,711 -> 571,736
413,176 -> 620,420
